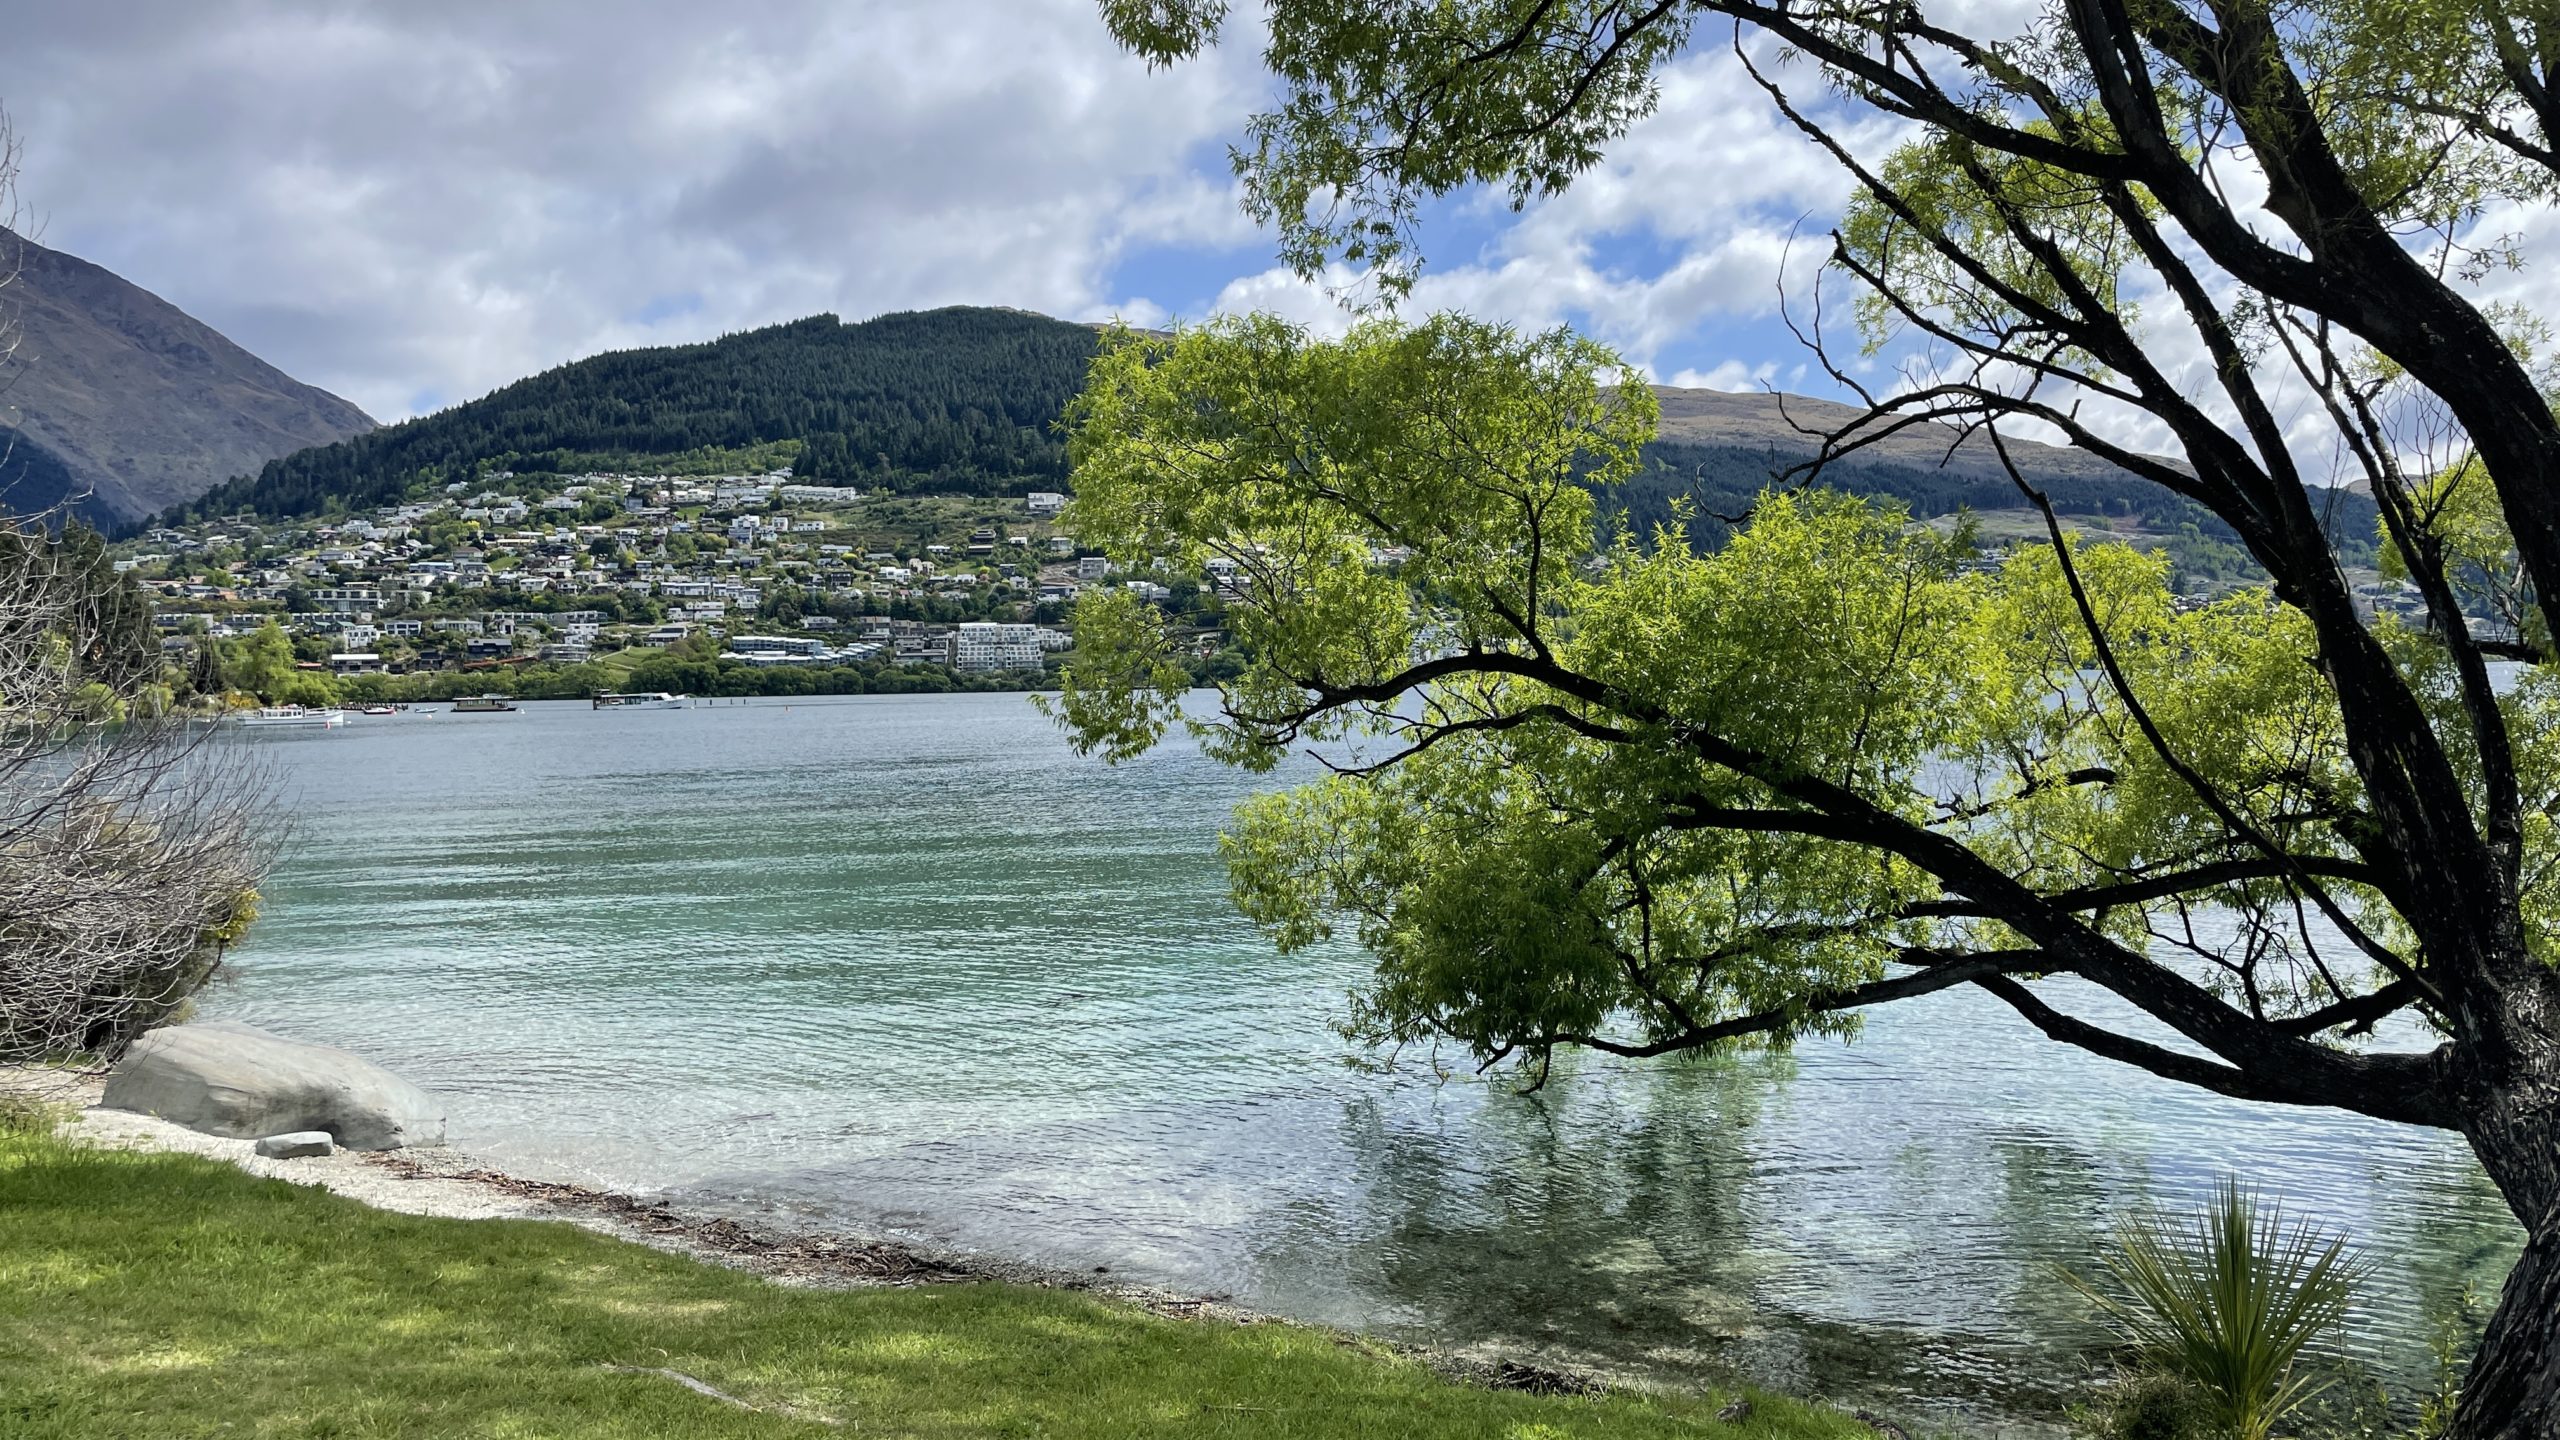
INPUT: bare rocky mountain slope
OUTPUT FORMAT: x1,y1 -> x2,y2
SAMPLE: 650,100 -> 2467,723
1649,385 -> 2150,483
0,228 -> 374,527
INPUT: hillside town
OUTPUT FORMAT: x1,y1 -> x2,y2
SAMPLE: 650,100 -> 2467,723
111,467 -> 1232,695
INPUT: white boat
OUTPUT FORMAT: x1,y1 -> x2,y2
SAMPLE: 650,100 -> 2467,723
235,705 -> 349,729
358,705 -> 397,717
451,695 -> 521,714
592,692 -> 688,710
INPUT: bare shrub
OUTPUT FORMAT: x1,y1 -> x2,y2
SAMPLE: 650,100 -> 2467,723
0,522 -> 272,1072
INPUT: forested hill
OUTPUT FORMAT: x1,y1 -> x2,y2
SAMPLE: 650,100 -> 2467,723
161,307 -> 1104,525
157,316 -> 2373,580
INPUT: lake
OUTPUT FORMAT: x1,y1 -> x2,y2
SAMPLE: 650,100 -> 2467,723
209,693 -> 2522,1433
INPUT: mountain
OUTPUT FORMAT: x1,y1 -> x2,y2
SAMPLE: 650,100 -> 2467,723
166,307 -> 1105,526
0,228 -> 375,528
1616,386 -> 2379,572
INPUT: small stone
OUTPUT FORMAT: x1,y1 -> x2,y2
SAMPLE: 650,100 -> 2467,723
1852,1411 -> 1913,1440
254,1131 -> 335,1159
1716,1398 -> 1753,1423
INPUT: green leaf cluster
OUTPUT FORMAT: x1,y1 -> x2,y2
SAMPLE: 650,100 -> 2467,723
2069,1181 -> 2366,1440
1052,318 -> 2548,1069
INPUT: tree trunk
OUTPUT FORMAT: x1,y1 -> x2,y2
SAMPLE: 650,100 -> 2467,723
2454,1220 -> 2560,1439
2452,1026 -> 2560,1439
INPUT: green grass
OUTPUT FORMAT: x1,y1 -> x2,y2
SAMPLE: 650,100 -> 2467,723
0,1121 -> 1869,1439
587,648 -> 655,679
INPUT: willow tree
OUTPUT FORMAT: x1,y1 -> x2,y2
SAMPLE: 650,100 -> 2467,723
1065,3 -> 2560,1433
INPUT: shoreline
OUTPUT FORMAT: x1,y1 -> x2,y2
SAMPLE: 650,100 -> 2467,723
6,1069 -> 1716,1415
10,1071 -> 1261,1311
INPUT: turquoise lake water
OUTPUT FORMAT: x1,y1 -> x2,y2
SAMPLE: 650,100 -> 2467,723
210,692 -> 2522,1433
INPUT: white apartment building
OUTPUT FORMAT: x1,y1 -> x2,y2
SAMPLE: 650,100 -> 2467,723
951,622 -> 1044,673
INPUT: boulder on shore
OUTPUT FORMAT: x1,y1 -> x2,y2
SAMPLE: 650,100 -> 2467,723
101,1021 -> 444,1150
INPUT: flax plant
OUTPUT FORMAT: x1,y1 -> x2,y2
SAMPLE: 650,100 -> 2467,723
2073,1182 -> 2367,1440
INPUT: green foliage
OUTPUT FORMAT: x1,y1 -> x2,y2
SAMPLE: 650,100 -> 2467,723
0,1090 -> 68,1138
217,621 -> 337,707
2378,457 -> 2544,650
2417,1283 -> 2487,1439
331,654 -> 1065,705
0,1121 -> 1865,1439
1841,125 -> 2153,368
2068,1182 -> 2366,1440
165,308 -> 1106,526
181,636 -> 227,700
1049,318 -> 2494,1073
1057,312 -> 1652,768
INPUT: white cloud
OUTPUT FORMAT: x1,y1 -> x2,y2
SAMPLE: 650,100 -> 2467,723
1186,43 -> 1904,380
18,0 -> 2560,487
8,1 -> 1263,419
1667,360 -> 1785,391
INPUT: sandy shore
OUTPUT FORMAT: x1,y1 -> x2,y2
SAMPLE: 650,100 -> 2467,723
1,1069 -> 1318,1331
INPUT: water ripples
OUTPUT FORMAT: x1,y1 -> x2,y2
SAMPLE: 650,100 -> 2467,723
213,694 -> 2522,1430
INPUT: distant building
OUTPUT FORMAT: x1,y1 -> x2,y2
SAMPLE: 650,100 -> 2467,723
1025,491 -> 1068,516
950,622 -> 1044,673
778,483 -> 861,504
723,635 -> 831,664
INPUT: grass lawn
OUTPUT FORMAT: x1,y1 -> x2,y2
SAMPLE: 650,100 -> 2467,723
0,1118 -> 1875,1439
586,648 -> 654,679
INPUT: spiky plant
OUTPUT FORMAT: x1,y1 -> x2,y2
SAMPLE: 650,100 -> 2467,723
2071,1181 -> 2366,1440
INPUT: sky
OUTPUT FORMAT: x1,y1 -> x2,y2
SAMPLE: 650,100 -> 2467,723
0,0 -> 1878,424
5,0 -> 2555,465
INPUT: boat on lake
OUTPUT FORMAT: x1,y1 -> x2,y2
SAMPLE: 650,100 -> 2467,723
592,692 -> 688,710
235,705 -> 349,729
451,695 -> 520,714
358,705 -> 397,717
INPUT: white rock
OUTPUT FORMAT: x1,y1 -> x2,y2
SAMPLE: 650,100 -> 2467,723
101,1021 -> 444,1150
254,1131 -> 335,1159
